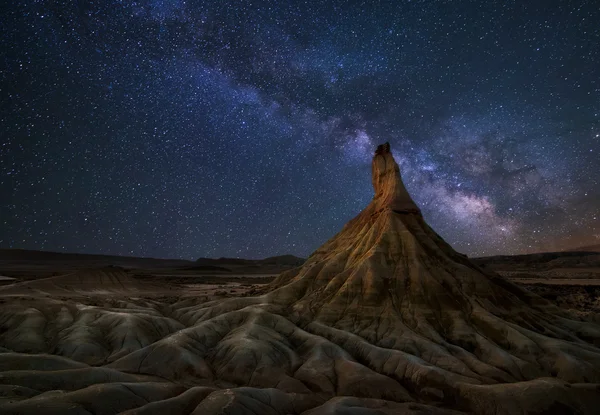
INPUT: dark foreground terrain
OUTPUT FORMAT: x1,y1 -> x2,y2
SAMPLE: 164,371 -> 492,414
0,245 -> 598,414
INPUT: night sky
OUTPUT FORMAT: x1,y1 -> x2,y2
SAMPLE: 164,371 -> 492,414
1,1 -> 599,260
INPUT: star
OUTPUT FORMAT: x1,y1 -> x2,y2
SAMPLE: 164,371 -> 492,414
0,1 -> 598,258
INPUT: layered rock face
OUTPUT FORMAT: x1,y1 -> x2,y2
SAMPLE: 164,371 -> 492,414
372,142 -> 421,213
0,143 -> 599,414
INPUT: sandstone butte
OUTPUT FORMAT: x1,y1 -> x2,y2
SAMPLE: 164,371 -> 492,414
0,143 -> 599,414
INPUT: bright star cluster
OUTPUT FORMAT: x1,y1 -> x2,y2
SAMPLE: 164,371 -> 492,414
1,0 -> 598,259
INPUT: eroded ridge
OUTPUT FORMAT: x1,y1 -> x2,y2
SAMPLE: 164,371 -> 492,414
1,144 -> 599,414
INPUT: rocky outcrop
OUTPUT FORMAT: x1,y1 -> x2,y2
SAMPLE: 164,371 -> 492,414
372,142 -> 421,213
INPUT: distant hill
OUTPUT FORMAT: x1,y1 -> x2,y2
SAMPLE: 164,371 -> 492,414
472,250 -> 600,281
0,249 -> 192,269
473,250 -> 600,270
258,255 -> 306,266
193,254 -> 305,273
566,243 -> 600,253
0,249 -> 305,277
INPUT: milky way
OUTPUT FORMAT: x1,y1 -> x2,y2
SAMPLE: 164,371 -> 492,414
1,1 -> 599,259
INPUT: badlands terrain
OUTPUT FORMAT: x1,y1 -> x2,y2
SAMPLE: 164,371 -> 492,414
0,144 -> 599,414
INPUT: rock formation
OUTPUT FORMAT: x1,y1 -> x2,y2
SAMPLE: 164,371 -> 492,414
0,143 -> 599,414
0,266 -> 163,297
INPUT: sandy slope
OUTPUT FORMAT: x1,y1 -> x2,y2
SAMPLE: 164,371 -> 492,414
0,143 -> 599,414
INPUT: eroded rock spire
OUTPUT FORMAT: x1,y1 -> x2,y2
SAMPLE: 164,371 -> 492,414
371,141 -> 420,213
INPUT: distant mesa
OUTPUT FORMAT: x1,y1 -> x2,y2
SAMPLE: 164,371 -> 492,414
0,248 -> 305,275
567,243 -> 600,253
259,254 -> 306,266
192,254 -> 305,273
180,264 -> 233,272
195,255 -> 305,266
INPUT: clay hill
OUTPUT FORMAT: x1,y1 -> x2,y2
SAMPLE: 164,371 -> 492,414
0,266 -> 169,297
0,143 -> 599,414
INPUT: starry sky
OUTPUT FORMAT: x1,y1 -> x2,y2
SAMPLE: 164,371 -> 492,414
1,0 -> 599,259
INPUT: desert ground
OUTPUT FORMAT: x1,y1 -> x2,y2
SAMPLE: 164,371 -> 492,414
0,251 -> 599,415
0,146 -> 598,414
1,248 -> 598,312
